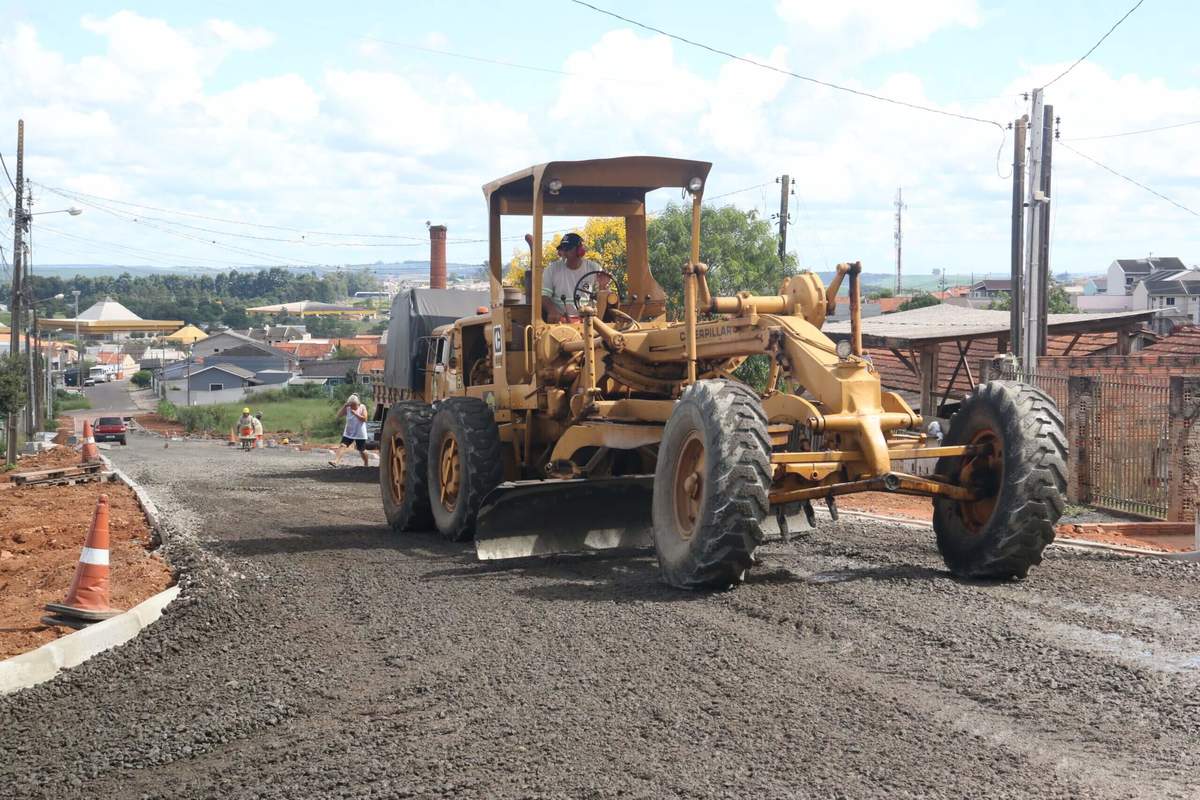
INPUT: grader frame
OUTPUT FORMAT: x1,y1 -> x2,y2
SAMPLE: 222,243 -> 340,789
379,156 -> 1067,589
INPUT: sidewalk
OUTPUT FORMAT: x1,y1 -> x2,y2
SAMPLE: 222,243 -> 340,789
127,387 -> 159,413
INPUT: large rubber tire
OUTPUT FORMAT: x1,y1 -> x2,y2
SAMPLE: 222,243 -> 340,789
651,379 -> 771,590
427,398 -> 503,542
379,402 -> 434,533
933,380 -> 1067,579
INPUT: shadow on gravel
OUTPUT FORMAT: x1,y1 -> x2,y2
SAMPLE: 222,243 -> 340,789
262,466 -> 379,484
213,522 -> 454,557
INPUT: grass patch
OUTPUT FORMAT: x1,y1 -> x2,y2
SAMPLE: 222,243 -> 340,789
157,388 -> 352,442
55,392 -> 92,412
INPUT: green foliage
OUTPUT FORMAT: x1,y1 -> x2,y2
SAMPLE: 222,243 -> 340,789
8,267 -> 381,328
988,284 -> 1073,314
899,292 -> 941,312
647,203 -> 796,318
131,369 -> 153,388
156,386 -> 346,440
304,316 -> 357,338
157,399 -> 178,419
0,355 -> 26,418
867,286 -> 894,299
53,389 -> 91,412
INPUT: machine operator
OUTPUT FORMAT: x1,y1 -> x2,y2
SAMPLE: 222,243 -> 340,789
541,232 -> 609,323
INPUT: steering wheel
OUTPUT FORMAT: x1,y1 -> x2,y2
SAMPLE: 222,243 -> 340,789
572,270 -> 621,312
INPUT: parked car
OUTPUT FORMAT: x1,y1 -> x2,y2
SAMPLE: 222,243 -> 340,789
83,377 -> 96,387
93,416 -> 128,446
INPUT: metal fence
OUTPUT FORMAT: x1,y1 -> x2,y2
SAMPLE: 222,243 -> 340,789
998,366 -> 1173,518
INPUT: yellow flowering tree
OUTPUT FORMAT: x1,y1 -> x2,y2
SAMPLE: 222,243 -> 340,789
503,219 -> 628,290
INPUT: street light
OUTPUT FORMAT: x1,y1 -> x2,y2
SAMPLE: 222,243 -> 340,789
27,206 -> 83,217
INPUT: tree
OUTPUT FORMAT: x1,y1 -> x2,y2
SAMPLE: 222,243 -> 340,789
867,286 -> 894,300
0,354 -> 27,425
306,315 -> 356,338
648,203 -> 796,319
899,292 -> 941,311
988,284 -> 1074,314
131,370 -> 153,388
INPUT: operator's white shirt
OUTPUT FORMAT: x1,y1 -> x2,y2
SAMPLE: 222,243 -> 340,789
542,258 -> 601,316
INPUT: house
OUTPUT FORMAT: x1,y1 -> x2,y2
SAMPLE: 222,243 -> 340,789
274,339 -> 336,360
191,330 -> 299,375
1104,257 -> 1186,296
238,324 -> 308,345
96,351 -> 140,379
1132,268 -> 1200,325
968,279 -> 1012,299
331,336 -> 382,358
300,359 -> 363,386
1083,277 -> 1107,295
187,363 -> 261,393
358,358 -> 384,388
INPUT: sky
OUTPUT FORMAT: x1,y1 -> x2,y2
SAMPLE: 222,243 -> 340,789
0,0 -> 1197,279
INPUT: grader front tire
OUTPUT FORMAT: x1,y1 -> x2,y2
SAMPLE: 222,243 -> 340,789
651,379 -> 771,590
932,380 -> 1067,580
428,398 -> 503,542
380,402 -> 434,533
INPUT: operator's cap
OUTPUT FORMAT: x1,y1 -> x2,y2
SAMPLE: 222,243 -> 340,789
557,232 -> 584,250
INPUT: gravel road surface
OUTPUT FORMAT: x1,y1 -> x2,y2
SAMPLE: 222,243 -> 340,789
3,433 -> 1198,799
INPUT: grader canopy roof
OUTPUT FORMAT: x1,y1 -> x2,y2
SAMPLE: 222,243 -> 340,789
482,156 -> 712,212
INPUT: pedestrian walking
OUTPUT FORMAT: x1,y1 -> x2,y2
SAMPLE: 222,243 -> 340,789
330,394 -> 370,467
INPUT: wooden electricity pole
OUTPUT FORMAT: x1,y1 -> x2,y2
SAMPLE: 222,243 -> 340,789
1009,115 -> 1028,357
1021,90 -> 1046,373
776,174 -> 791,267
6,121 -> 24,466
894,188 -> 906,295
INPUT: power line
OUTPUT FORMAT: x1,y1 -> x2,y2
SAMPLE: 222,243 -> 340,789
1042,0 -> 1147,88
1059,141 -> 1200,219
1067,118 -> 1200,141
32,182 -> 435,241
568,0 -> 1004,130
0,152 -> 14,192
706,182 -> 770,202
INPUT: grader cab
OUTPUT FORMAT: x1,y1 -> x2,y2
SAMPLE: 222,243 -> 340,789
379,156 -> 1068,589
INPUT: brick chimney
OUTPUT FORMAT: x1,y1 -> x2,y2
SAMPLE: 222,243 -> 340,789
429,224 -> 447,289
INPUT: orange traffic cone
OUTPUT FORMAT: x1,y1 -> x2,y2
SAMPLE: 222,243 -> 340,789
80,420 -> 100,463
43,494 -> 120,628
228,428 -> 237,446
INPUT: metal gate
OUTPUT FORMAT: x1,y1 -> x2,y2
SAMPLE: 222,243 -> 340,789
997,367 -> 1172,518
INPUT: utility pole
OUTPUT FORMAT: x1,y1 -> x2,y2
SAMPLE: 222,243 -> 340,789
25,181 -> 41,433
1009,114 -> 1028,357
775,174 -> 791,267
1021,89 -> 1046,373
894,188 -> 906,295
6,121 -> 24,466
1036,105 -> 1055,357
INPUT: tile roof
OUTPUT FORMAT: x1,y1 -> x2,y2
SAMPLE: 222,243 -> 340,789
1139,325 -> 1200,355
332,338 -> 381,357
359,358 -> 385,373
275,341 -> 335,359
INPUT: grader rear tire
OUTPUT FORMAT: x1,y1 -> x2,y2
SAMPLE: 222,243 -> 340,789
932,380 -> 1067,579
380,402 -> 434,532
651,379 -> 771,590
428,397 -> 503,542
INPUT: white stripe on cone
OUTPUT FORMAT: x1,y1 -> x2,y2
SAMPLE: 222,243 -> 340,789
80,547 -> 109,566
82,437 -> 94,444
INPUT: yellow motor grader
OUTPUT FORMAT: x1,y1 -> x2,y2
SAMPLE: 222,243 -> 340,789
378,156 -> 1067,589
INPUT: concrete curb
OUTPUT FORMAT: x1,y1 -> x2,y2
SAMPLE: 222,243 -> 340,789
0,586 -> 179,695
101,455 -> 165,544
0,456 -> 179,695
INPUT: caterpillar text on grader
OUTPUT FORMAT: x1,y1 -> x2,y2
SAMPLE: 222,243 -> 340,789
377,156 -> 1068,590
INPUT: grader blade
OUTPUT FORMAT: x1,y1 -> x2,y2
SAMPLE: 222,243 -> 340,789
474,476 -> 655,560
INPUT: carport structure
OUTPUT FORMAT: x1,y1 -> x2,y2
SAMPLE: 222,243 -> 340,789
825,304 -> 1157,417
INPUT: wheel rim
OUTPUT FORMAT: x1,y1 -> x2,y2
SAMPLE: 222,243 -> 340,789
957,428 -> 1003,533
438,432 -> 461,513
388,433 -> 406,505
672,431 -> 706,540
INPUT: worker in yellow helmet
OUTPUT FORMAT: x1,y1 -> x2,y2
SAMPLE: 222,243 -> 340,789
237,407 -> 256,452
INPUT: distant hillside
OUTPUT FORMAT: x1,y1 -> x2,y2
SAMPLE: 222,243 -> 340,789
32,261 -> 482,280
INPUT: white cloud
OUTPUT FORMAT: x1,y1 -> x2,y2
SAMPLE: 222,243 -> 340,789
775,0 -> 980,55
205,19 -> 276,51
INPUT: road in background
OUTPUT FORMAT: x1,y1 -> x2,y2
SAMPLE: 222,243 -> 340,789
1,434 -> 1198,799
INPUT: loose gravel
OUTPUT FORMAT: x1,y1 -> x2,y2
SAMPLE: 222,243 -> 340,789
2,433 -> 1198,799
